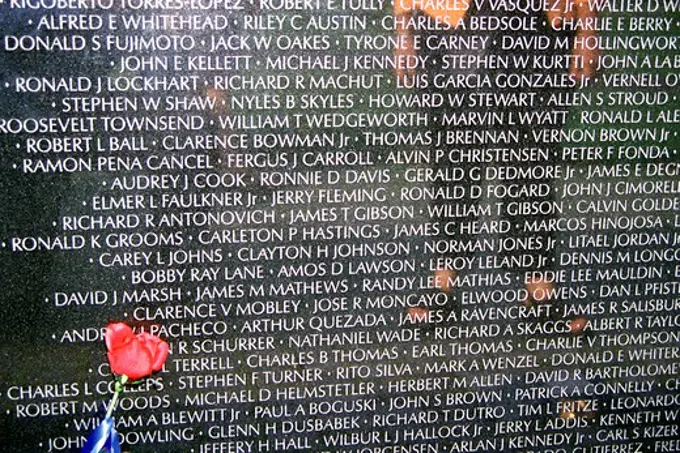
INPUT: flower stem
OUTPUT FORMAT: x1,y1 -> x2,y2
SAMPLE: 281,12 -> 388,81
105,375 -> 128,419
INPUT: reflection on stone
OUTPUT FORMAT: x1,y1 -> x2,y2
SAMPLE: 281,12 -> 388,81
523,274 -> 555,308
433,267 -> 456,293
569,316 -> 588,335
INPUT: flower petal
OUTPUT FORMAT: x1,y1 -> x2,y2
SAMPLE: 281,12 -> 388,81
107,337 -> 153,380
137,333 -> 169,372
151,340 -> 169,371
105,323 -> 134,352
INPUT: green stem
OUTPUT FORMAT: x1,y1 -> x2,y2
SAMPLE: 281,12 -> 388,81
105,375 -> 128,419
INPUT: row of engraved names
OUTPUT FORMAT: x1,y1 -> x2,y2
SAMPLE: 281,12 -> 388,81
12,11 -> 678,36
4,70 -> 680,97
8,91 -> 678,114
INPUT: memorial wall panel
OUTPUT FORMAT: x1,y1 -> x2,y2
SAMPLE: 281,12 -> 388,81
0,0 -> 678,452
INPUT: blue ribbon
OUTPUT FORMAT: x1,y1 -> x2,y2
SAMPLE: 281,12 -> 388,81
81,416 -> 121,453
